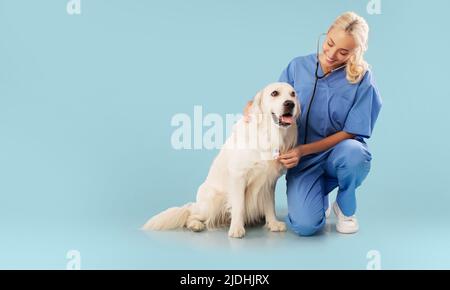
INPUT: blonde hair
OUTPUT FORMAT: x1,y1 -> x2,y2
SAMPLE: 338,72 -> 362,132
329,12 -> 370,84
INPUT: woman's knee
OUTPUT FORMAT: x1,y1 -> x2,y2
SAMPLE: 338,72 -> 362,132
286,212 -> 325,237
333,139 -> 372,172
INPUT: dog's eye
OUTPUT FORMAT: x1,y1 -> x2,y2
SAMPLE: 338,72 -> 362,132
290,91 -> 296,98
271,91 -> 279,97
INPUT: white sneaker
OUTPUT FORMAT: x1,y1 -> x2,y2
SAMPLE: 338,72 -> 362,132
333,202 -> 359,234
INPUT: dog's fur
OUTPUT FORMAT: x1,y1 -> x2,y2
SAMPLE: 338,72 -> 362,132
142,83 -> 300,238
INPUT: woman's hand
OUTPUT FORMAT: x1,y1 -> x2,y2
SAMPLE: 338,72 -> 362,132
278,146 -> 304,169
243,100 -> 253,123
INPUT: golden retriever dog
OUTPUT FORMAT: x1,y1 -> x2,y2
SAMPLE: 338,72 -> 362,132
142,83 -> 300,238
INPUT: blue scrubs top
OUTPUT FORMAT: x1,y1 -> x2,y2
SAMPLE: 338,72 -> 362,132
279,53 -> 382,174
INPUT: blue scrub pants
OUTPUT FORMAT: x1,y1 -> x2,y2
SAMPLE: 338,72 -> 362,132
285,139 -> 372,236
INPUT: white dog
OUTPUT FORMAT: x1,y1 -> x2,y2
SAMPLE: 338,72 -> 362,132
142,83 -> 300,238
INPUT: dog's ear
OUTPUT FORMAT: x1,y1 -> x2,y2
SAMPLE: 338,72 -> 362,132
295,99 -> 302,119
249,90 -> 263,122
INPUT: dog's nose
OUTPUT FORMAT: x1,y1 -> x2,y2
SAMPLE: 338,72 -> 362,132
283,100 -> 295,110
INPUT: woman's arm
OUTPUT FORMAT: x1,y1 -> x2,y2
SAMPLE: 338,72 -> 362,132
278,131 -> 355,169
301,131 -> 355,156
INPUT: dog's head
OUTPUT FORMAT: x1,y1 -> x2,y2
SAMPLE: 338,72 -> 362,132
250,82 -> 300,129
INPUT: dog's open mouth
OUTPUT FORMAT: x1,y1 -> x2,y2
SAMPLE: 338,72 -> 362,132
271,112 -> 294,128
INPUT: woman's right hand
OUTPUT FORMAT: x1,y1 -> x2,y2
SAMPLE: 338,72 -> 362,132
243,100 -> 253,123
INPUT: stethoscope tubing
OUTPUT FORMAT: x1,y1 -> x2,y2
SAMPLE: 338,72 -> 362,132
302,33 -> 346,145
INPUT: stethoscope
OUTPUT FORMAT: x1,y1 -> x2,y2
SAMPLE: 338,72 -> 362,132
303,33 -> 347,144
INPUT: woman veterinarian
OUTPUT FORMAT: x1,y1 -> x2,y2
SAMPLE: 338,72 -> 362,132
245,12 -> 382,236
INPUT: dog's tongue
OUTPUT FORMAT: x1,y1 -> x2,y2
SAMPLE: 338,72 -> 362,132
281,115 -> 294,124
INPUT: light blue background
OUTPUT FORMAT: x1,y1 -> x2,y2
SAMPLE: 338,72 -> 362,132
1,0 -> 449,269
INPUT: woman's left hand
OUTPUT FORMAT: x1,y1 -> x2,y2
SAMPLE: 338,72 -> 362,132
278,146 -> 304,169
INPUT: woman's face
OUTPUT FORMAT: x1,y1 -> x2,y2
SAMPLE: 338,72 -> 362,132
322,28 -> 356,68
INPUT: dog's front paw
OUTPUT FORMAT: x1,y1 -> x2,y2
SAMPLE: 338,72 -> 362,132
228,225 -> 246,238
266,220 -> 287,232
186,220 -> 205,232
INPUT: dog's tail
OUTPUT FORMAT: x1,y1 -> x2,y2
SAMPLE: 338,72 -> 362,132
141,203 -> 192,231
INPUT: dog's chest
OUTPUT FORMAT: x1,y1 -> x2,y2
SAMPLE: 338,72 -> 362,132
247,160 -> 283,184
